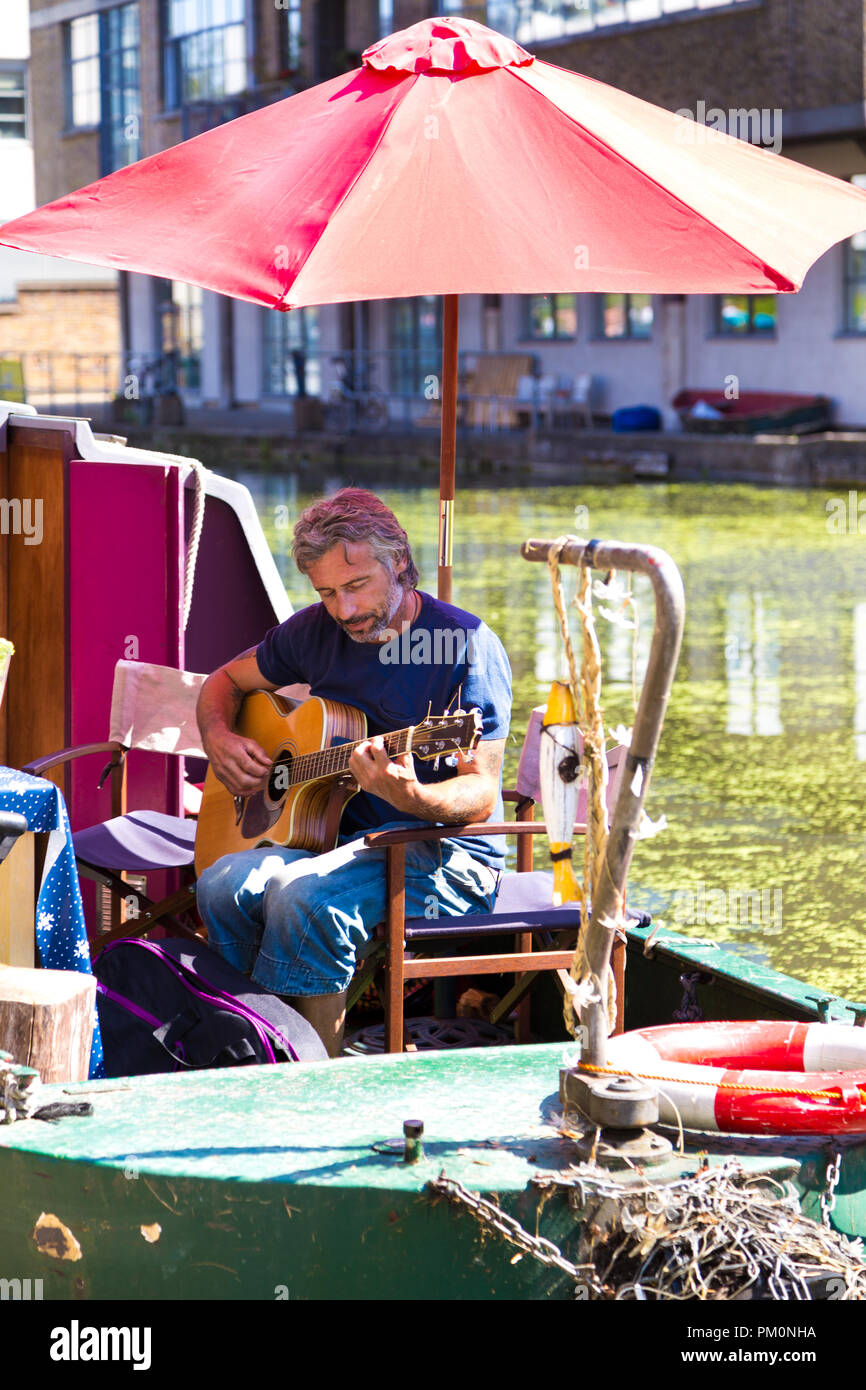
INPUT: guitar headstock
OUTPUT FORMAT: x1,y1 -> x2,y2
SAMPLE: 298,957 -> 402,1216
410,708 -> 483,763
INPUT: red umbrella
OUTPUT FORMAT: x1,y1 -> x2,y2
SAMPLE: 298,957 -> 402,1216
3,15 -> 866,595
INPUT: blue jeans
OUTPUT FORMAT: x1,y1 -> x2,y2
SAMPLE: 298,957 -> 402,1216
195,821 -> 501,997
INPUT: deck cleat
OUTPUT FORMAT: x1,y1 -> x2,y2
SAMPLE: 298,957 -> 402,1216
559,1068 -> 673,1169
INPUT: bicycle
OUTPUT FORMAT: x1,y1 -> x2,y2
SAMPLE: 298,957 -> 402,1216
328,356 -> 388,432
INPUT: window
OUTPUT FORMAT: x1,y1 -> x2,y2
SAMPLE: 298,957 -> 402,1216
597,293 -> 653,339
156,280 -> 204,391
378,1 -> 395,38
844,175 -> 866,333
68,14 -> 101,127
102,5 -> 141,170
439,0 -> 755,43
715,294 -> 776,336
0,66 -> 27,140
524,294 -> 577,340
66,6 -> 141,170
388,296 -> 442,396
163,0 -> 247,109
281,0 -> 303,72
264,308 -> 321,397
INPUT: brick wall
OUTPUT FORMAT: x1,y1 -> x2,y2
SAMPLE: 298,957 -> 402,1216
32,0 -> 862,208
30,23 -> 100,206
0,284 -> 121,403
538,0 -> 865,120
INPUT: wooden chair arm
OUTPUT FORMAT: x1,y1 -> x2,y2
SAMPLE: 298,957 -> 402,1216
365,821 -> 586,848
502,791 -> 535,809
22,742 -> 125,777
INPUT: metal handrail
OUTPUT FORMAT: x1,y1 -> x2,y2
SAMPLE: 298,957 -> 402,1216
521,536 -> 685,1066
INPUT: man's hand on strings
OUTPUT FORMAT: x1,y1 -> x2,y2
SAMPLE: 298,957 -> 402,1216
349,737 -> 418,811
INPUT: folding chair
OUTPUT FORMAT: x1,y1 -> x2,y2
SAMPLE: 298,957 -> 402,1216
23,660 -> 208,944
356,709 -> 646,1052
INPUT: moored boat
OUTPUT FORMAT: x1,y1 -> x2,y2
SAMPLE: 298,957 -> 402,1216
2,402 -> 866,1302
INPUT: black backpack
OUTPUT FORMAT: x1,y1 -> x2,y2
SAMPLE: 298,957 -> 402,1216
93,936 -> 327,1076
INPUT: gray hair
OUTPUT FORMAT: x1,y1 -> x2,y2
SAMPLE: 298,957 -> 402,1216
292,488 -> 419,588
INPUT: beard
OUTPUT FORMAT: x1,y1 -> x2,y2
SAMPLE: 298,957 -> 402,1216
339,572 -> 407,643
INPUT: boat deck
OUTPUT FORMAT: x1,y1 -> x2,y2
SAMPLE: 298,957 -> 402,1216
0,1042 -> 828,1300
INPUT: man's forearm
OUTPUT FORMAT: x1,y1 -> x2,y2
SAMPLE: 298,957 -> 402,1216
391,772 -> 498,825
197,670 -> 245,742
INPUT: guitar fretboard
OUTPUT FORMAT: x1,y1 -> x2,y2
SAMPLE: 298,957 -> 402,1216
276,723 -> 464,788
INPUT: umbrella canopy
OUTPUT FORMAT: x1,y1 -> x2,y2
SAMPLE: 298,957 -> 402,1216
4,16 -> 866,591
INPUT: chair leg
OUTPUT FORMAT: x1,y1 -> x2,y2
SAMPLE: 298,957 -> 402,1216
347,947 -> 383,1012
515,932 -> 533,1043
373,977 -> 416,1052
384,842 -> 406,1053
95,886 -> 198,946
489,966 -> 537,1027
79,863 -> 198,946
512,799 -> 535,1039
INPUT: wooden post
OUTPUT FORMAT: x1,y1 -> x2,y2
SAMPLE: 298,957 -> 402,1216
438,294 -> 459,604
0,965 -> 95,1083
0,832 -> 36,968
385,842 -> 406,1054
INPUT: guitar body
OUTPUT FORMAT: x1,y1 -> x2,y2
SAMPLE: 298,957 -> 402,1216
195,692 -> 367,876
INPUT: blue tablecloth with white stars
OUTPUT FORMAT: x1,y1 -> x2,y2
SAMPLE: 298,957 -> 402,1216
0,766 -> 104,1078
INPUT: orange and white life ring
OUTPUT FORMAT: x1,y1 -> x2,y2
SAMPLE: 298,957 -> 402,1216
597,1020 -> 866,1135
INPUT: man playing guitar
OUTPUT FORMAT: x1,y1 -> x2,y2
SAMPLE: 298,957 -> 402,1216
196,488 -> 512,1056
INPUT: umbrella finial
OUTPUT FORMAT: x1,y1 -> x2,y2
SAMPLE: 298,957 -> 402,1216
363,16 -> 534,77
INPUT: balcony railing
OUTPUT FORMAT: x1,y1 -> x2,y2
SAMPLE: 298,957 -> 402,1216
440,0 -> 757,43
0,350 -> 122,414
266,349 -> 561,432
0,348 -> 594,434
0,351 -> 189,425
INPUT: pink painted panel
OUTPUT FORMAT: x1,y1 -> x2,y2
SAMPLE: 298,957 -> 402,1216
68,461 -> 184,839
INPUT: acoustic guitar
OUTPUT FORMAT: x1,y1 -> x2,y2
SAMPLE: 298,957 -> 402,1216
194,690 -> 483,875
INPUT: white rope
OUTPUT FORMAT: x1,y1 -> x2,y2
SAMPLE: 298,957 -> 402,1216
183,460 -> 207,632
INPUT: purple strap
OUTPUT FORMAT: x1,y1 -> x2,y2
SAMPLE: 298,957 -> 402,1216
98,938 -> 299,1063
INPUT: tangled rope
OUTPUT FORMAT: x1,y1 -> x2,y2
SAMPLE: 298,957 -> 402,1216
546,538 -> 617,1036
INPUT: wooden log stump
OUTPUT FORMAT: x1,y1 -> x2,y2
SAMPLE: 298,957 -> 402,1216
0,966 -> 95,1083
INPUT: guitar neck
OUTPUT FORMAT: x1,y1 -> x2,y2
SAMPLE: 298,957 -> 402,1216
284,725 -> 441,787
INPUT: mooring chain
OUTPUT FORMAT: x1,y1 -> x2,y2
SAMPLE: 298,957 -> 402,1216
532,1161 -> 866,1300
428,1173 -> 599,1294
820,1150 -> 843,1227
0,1052 -> 38,1124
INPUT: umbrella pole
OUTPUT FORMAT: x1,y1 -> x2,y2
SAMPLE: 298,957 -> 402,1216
438,293 -> 459,603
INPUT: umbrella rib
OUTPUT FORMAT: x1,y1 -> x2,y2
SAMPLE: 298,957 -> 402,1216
507,65 -> 797,292
277,73 -> 421,310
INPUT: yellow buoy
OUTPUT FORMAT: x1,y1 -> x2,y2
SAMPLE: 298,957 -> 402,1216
539,680 -> 582,906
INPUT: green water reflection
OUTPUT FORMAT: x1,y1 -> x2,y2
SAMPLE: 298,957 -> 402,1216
245,473 -> 866,1002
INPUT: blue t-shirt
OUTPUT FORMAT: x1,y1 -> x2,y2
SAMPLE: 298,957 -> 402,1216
256,591 -> 512,867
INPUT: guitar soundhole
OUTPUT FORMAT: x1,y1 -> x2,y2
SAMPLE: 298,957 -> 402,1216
267,756 -> 293,803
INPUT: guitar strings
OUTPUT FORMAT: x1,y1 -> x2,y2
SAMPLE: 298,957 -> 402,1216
271,720 -> 465,788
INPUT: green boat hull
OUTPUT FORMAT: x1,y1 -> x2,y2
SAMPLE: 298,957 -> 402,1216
1,925 -> 865,1300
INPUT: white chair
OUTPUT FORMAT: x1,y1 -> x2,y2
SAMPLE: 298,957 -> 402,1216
572,372 -> 594,426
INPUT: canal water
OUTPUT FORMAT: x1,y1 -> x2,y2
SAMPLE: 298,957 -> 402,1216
240,472 -> 866,1003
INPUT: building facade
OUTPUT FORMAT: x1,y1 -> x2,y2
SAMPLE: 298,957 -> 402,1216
1,0 -> 120,409
20,0 -> 866,426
